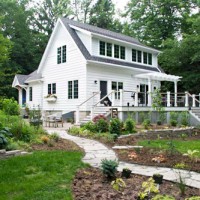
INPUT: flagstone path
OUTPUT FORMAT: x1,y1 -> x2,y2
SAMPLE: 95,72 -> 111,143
47,128 -> 200,189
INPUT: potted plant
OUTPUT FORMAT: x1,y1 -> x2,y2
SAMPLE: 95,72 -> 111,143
121,168 -> 132,178
44,94 -> 57,102
152,173 -> 163,184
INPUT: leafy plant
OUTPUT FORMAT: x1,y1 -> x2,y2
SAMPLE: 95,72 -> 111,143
111,178 -> 126,191
138,178 -> 159,199
180,133 -> 187,140
95,118 -> 109,133
93,114 -> 107,123
50,133 -> 60,142
109,118 -> 122,135
2,98 -> 20,116
152,194 -> 175,200
41,136 -> 50,144
82,121 -> 96,133
170,112 -> 179,127
124,117 -> 136,133
142,119 -> 151,129
68,126 -> 81,135
100,159 -> 118,179
0,124 -> 12,149
181,111 -> 189,126
185,197 -> 200,200
174,163 -> 187,170
183,149 -> 199,163
167,140 -> 177,155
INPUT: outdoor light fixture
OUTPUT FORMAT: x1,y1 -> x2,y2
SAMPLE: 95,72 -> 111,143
94,80 -> 97,84
137,85 -> 139,88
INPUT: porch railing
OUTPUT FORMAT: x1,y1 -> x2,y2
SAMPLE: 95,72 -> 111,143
76,91 -> 100,124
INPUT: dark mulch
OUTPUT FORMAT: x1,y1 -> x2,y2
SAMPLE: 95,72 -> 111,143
31,138 -> 83,152
116,148 -> 200,173
73,167 -> 200,200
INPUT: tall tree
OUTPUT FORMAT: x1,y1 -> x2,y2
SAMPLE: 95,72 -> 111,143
159,15 -> 200,93
89,0 -> 115,29
124,0 -> 198,48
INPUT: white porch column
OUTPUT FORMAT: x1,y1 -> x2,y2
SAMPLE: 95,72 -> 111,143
167,91 -> 171,107
134,92 -> 138,107
192,94 -> 196,107
111,90 -> 115,106
76,106 -> 80,125
185,92 -> 189,107
174,81 -> 177,107
148,78 -> 152,106
17,88 -> 23,107
120,89 -> 123,106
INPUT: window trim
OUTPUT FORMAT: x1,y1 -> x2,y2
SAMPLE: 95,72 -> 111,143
68,80 -> 79,99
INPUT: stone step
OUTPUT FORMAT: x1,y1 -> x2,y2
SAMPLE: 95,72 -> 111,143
0,149 -> 6,154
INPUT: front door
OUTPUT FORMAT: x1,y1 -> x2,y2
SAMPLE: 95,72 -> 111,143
22,89 -> 26,106
100,81 -> 107,100
140,84 -> 148,106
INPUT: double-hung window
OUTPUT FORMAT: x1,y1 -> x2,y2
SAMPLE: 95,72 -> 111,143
48,83 -> 56,94
68,80 -> 78,99
57,45 -> 67,64
112,81 -> 123,99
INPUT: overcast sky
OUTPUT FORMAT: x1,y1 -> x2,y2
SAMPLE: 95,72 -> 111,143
113,0 -> 129,10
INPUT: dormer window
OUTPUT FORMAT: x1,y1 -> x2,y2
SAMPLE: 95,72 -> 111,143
57,45 -> 67,64
99,41 -> 112,57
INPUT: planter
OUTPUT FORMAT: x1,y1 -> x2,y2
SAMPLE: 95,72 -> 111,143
46,97 -> 57,102
121,168 -> 132,178
153,174 -> 163,184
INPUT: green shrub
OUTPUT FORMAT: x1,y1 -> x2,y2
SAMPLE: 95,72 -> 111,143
6,141 -> 19,151
124,118 -> 136,133
100,159 -> 118,179
68,126 -> 81,135
142,119 -> 151,129
185,197 -> 200,200
82,121 -> 96,133
2,98 -> 20,116
181,111 -> 189,126
50,133 -> 60,142
10,121 -> 36,142
95,118 -> 109,133
109,118 -> 122,135
152,194 -> 175,200
170,112 -> 179,126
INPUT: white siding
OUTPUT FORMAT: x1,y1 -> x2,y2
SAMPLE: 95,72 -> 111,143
26,83 -> 42,109
40,23 -> 87,113
86,64 -> 160,110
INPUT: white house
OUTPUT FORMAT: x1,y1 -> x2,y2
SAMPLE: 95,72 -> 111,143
12,18 -> 200,124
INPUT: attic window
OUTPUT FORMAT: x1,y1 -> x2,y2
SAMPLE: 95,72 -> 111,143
57,45 -> 67,64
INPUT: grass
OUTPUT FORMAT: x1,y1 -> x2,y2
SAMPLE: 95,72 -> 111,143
138,139 -> 200,157
0,151 -> 87,200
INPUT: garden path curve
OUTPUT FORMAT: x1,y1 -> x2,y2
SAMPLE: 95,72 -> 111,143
47,129 -> 200,189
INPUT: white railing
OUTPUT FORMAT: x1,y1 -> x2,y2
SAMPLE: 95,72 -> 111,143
76,91 -> 100,124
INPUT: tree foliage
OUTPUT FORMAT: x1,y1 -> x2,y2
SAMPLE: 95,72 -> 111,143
124,0 -> 198,48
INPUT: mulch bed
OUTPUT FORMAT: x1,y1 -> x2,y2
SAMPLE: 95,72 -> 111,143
31,138 -> 83,152
73,167 -> 200,200
116,148 -> 200,173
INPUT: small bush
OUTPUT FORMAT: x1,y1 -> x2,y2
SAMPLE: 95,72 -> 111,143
82,121 -> 96,133
109,118 -> 122,135
68,126 -> 81,135
170,112 -> 179,127
6,141 -> 19,151
95,118 -> 109,133
50,133 -> 60,142
181,111 -> 189,126
142,119 -> 151,129
124,118 -> 136,133
41,136 -> 50,144
152,194 -> 175,200
100,159 -> 118,179
2,98 -> 20,116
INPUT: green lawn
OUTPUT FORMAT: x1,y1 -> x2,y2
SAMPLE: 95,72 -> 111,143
138,139 -> 200,157
0,151 -> 87,200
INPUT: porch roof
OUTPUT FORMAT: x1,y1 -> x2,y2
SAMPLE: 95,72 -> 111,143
135,72 -> 182,82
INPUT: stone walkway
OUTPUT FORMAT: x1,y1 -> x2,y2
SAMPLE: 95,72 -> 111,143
47,129 -> 200,189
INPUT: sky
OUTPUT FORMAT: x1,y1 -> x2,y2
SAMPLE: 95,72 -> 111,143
113,0 -> 129,10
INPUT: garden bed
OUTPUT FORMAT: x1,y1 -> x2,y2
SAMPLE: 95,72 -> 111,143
73,167 -> 200,200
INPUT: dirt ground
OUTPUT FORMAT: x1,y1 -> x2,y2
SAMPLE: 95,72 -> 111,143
73,167 -> 200,200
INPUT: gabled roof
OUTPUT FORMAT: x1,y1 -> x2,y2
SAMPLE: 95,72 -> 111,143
12,70 -> 42,87
60,18 -> 162,73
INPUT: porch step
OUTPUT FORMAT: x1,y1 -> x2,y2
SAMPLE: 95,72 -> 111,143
190,108 -> 200,120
